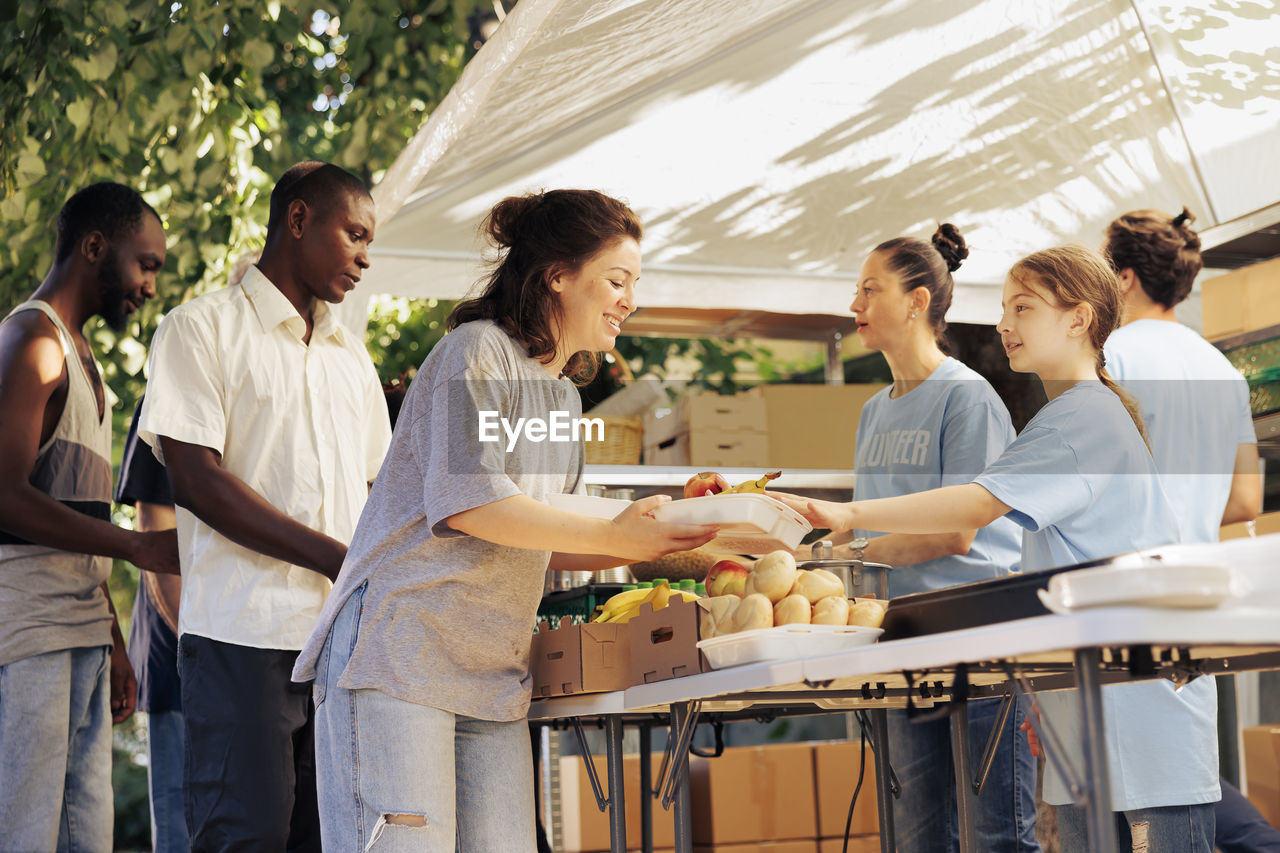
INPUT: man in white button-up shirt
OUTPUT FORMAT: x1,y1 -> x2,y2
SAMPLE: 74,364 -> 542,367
139,162 -> 392,851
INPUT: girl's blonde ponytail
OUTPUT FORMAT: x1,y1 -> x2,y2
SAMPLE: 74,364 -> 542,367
1098,361 -> 1150,450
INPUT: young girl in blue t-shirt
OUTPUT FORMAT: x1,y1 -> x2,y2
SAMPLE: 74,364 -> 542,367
841,224 -> 1036,853
775,246 -> 1211,852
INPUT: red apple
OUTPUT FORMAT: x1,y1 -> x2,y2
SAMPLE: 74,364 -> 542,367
684,471 -> 729,499
705,560 -> 750,597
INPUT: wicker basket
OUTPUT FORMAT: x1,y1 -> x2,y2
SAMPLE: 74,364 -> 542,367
584,415 -> 643,465
583,349 -> 642,464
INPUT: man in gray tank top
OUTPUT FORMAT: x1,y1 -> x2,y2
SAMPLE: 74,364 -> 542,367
0,182 -> 179,850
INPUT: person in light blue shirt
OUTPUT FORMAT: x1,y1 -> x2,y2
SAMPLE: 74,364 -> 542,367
1102,207 -> 1260,543
1096,207 -> 1263,852
776,246 -> 1210,852
840,224 -> 1034,853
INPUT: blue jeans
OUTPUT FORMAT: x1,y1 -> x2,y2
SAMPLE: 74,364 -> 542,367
313,584 -> 538,852
0,646 -> 113,852
885,695 -> 1040,853
146,709 -> 189,852
1057,802 -> 1215,852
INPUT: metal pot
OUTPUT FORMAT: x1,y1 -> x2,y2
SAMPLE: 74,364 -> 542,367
795,539 -> 892,599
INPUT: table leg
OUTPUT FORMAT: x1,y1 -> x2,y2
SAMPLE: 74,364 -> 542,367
950,700 -> 979,853
639,724 -> 653,853
606,715 -> 627,853
1074,647 -> 1120,853
670,703 -> 694,853
868,709 -> 896,853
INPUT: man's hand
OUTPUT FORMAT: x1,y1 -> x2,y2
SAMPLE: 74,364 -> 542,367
109,630 -> 137,724
130,528 -> 180,575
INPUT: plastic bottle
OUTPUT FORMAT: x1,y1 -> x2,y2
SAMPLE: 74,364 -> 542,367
636,581 -> 653,589
677,579 -> 696,590
694,583 -> 707,597
651,578 -> 670,588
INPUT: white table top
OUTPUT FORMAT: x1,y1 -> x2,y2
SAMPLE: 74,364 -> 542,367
528,604 -> 1280,721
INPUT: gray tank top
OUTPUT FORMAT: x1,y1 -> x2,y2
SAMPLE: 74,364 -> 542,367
0,300 -> 113,666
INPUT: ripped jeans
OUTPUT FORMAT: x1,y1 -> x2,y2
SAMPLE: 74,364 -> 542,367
312,583 -> 537,852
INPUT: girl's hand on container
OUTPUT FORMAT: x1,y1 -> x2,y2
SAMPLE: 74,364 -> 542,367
766,492 -> 856,533
608,494 -> 719,562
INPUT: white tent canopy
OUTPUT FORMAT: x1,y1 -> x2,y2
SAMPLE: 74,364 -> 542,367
362,0 -> 1280,328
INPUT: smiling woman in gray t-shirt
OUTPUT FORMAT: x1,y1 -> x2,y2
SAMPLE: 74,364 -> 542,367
293,190 -> 717,852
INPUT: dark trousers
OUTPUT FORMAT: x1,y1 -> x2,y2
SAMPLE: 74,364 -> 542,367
179,634 -> 320,852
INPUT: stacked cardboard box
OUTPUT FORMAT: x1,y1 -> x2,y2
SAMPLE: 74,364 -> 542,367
689,743 -> 818,846
643,391 -> 769,467
759,384 -> 887,470
1201,257 -> 1280,340
812,740 -> 880,851
1243,725 -> 1280,827
560,752 -> 676,852
563,740 -> 884,852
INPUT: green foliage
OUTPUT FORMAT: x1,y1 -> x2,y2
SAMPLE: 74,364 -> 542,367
365,295 -> 455,384
616,336 -> 779,395
1,0 -> 472,415
112,716 -> 151,850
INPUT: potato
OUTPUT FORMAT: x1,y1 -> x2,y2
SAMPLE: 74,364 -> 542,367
773,594 -> 812,626
847,597 -> 888,628
791,568 -> 845,603
751,550 -> 797,603
812,595 -> 850,625
731,593 -> 774,632
698,595 -> 740,639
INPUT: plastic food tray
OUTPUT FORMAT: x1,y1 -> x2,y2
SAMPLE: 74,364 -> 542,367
651,494 -> 812,555
1037,562 -> 1238,614
697,623 -> 882,669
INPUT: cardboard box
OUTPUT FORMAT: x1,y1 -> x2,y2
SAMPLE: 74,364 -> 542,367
644,428 -> 770,467
1202,256 -> 1280,340
530,617 -> 631,698
818,838 -> 880,853
644,391 -> 769,447
760,384 -> 888,469
690,743 -> 818,845
813,740 -> 879,838
1243,725 -> 1280,827
695,842 -> 819,852
560,753 -> 676,852
630,596 -> 707,685
1219,509 -> 1280,540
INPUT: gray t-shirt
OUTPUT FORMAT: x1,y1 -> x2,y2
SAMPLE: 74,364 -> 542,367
293,320 -> 585,720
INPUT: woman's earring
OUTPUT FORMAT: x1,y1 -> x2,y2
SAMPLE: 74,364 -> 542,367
910,311 -> 918,320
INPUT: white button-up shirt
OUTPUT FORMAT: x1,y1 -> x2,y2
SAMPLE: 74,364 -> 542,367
139,267 -> 391,650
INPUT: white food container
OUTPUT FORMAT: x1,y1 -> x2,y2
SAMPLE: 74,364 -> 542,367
697,623 -> 882,669
545,493 -> 631,518
651,494 -> 812,554
1037,561 -> 1238,613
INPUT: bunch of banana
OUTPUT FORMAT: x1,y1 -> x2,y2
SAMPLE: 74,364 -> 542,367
591,583 -> 699,624
725,470 -> 782,494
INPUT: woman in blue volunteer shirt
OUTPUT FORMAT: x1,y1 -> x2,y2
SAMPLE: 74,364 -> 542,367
845,225 -> 1035,853
775,245 -> 1206,852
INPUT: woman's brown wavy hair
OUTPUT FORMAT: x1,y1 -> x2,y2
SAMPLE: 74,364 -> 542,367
447,189 -> 642,384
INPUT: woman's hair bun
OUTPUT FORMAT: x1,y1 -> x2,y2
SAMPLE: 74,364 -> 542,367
1171,206 -> 1195,230
484,192 -> 545,249
931,223 -> 968,273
